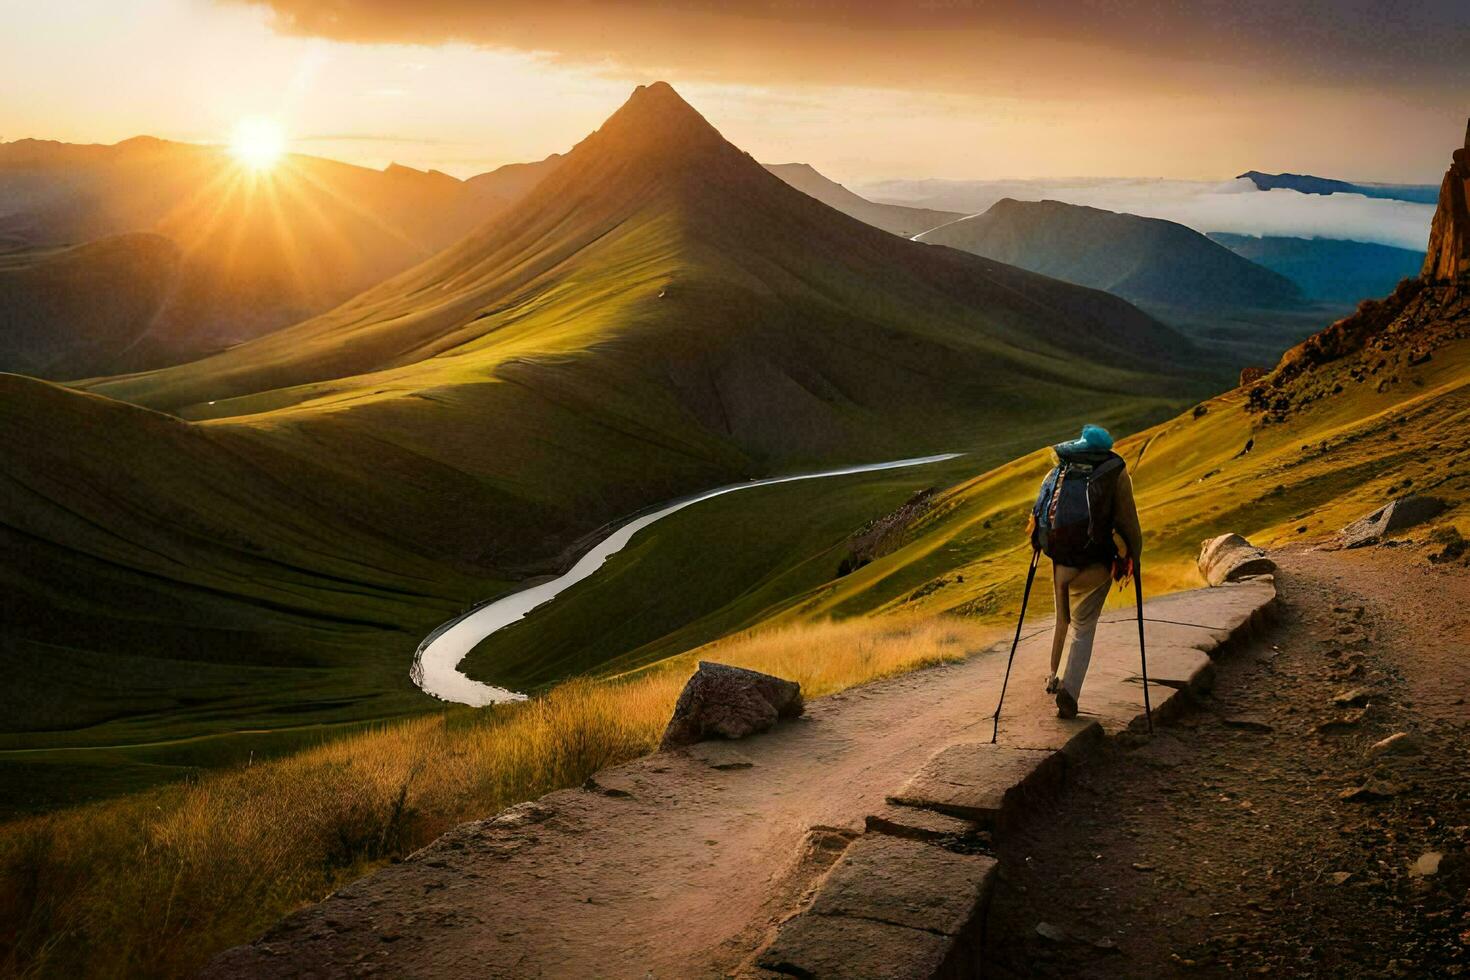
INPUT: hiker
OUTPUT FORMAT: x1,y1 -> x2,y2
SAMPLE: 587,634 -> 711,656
1028,424 -> 1143,719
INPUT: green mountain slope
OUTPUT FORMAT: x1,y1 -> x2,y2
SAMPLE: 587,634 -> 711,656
0,234 -> 181,377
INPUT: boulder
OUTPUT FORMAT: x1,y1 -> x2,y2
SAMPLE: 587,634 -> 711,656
1239,366 -> 1268,387
659,661 -> 803,749
1340,495 -> 1447,549
1368,732 -> 1423,758
1198,533 -> 1276,586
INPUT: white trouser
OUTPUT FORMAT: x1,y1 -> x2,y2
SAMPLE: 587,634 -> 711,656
1050,563 -> 1112,702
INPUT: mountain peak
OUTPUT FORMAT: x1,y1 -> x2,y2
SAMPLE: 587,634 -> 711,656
586,81 -> 729,163
605,81 -> 710,128
625,80 -> 687,109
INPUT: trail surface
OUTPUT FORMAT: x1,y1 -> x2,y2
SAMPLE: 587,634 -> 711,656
983,546 -> 1470,977
410,454 -> 960,705
208,578 -> 1271,978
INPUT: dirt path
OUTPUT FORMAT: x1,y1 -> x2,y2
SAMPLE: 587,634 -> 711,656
982,546 -> 1470,977
205,580 -> 1271,979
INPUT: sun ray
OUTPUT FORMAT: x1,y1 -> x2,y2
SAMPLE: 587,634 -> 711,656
230,117 -> 286,171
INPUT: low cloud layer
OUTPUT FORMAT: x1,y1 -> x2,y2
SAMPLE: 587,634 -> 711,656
861,178 -> 1436,251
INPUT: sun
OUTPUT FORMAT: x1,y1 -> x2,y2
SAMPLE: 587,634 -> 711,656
229,117 -> 286,170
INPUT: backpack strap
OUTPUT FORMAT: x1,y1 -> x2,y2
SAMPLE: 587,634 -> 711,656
1092,455 -> 1124,481
1084,454 -> 1126,549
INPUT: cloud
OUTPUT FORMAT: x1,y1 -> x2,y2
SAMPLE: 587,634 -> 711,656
864,177 -> 1435,250
226,0 -> 1468,98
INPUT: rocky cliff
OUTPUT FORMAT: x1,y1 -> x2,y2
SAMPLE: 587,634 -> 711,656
1421,118 -> 1470,285
1248,118 -> 1470,418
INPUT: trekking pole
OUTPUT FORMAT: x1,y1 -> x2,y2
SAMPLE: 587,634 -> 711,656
1134,559 -> 1153,734
991,548 -> 1042,743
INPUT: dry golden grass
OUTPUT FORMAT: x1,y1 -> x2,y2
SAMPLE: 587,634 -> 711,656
0,615 -> 994,979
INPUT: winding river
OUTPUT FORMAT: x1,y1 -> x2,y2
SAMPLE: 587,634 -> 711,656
410,453 -> 962,706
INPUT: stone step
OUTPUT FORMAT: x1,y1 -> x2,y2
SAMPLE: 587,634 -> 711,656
993,716 -> 1101,760
756,834 -> 997,979
756,914 -> 961,980
887,742 -> 1067,831
864,804 -> 979,843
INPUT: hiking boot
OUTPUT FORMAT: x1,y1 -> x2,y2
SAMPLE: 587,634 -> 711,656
1055,687 -> 1078,719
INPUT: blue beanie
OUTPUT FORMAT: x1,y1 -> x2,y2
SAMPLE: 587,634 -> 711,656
1080,424 -> 1113,450
1055,424 -> 1114,457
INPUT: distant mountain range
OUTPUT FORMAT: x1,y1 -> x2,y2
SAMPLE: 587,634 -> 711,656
0,136 -> 512,376
466,152 -> 564,203
1237,170 -> 1439,204
916,198 -> 1302,312
855,175 -> 1437,254
0,137 -> 971,381
762,163 -> 961,237
3,124 -> 1431,388
1208,233 -> 1425,304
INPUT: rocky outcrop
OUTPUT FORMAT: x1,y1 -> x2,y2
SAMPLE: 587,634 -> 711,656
1422,118 -> 1470,286
838,487 -> 939,576
1239,366 -> 1268,387
1340,495 -> 1448,548
659,662 -> 804,749
1247,119 -> 1470,417
1198,533 -> 1276,586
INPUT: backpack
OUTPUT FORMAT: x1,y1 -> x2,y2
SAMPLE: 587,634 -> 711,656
1031,448 -> 1126,566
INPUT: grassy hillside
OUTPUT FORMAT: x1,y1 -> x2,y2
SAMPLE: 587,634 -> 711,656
754,324 -> 1469,636
0,234 -> 180,377
0,617 -> 992,980
0,83 -> 1204,809
89,86 -> 1196,422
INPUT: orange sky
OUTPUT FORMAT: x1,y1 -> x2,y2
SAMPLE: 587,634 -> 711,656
1,0 -> 1464,183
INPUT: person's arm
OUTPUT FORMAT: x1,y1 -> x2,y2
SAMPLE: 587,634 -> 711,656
1113,470 -> 1143,560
